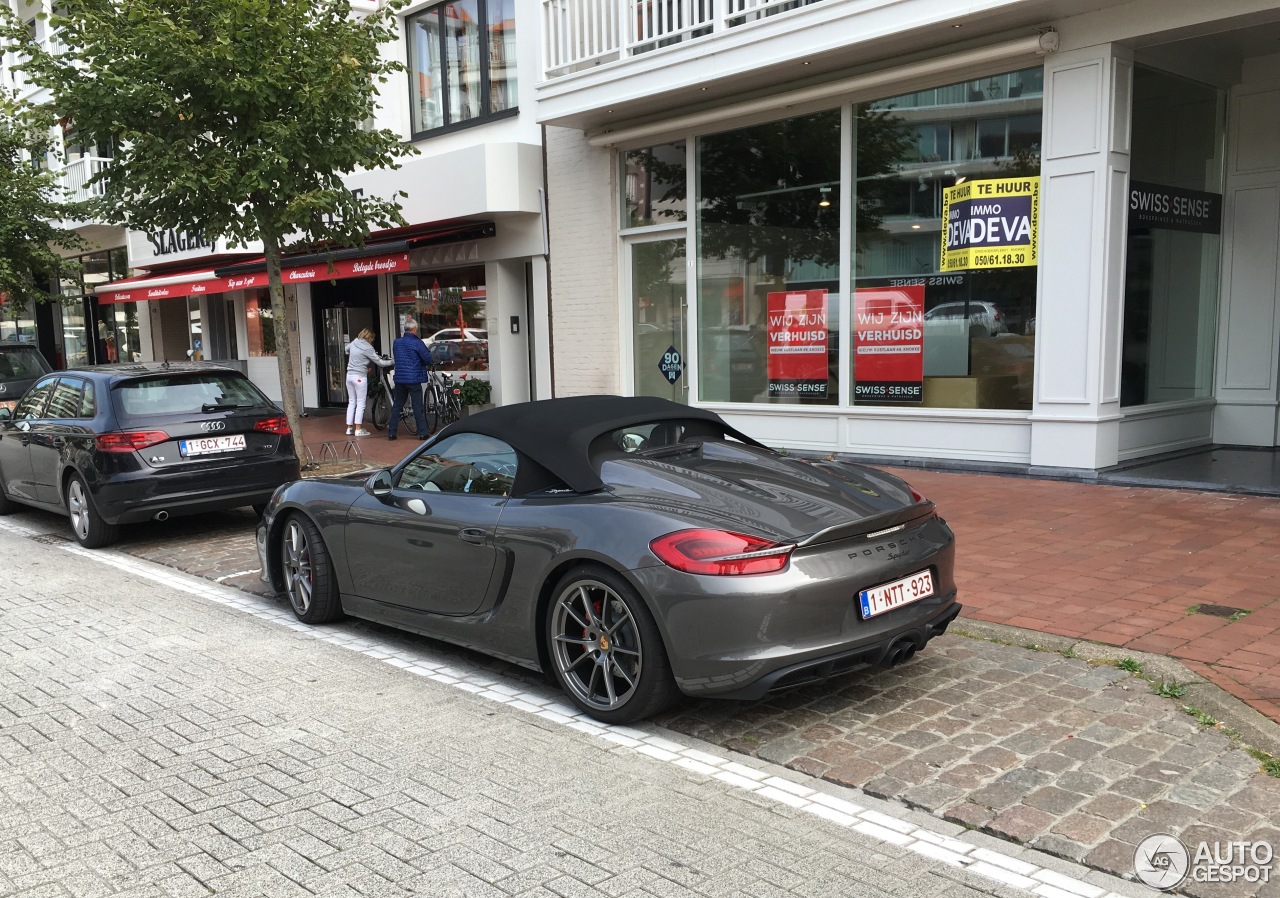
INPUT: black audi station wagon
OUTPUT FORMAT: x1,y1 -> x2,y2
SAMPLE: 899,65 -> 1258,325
0,363 -> 299,547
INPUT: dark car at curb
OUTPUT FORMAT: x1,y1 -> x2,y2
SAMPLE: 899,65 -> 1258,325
0,362 -> 299,548
0,341 -> 53,413
257,395 -> 959,723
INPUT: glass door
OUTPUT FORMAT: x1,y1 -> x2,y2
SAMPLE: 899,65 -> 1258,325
629,237 -> 687,403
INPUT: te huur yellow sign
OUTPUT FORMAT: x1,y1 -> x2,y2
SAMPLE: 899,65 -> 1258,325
940,177 -> 1040,271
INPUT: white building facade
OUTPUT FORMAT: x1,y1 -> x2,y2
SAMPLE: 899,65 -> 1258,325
536,0 -> 1280,472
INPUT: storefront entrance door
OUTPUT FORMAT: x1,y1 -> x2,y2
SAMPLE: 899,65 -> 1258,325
311,277 -> 379,408
629,237 -> 687,403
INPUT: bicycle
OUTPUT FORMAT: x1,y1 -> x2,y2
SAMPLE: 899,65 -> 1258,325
368,363 -> 419,438
423,366 -> 462,434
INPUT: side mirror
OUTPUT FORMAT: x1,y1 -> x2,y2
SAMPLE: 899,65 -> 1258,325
0,407 -> 10,422
366,469 -> 393,498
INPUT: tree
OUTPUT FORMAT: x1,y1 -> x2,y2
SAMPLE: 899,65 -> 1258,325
4,0 -> 416,446
0,93 -> 85,315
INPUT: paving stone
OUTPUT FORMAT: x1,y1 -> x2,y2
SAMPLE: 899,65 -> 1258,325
942,802 -> 993,829
1024,753 -> 1076,775
1049,812 -> 1114,846
985,804 -> 1055,844
967,783 -> 1026,811
1080,793 -> 1142,822
1100,741 -> 1153,766
1054,770 -> 1106,794
938,764 -> 997,790
1023,787 -> 1085,816
900,781 -> 965,813
1083,839 -> 1139,873
1110,777 -> 1170,803
994,768 -> 1052,791
1057,739 -> 1107,761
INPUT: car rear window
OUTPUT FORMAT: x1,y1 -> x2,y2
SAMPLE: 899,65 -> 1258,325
115,372 -> 274,417
0,346 -> 51,379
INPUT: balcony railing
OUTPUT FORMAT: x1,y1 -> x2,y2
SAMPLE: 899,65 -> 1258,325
3,33 -> 65,98
541,0 -> 825,77
59,155 -> 111,205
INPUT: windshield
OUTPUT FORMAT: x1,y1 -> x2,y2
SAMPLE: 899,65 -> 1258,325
115,372 -> 274,416
0,346 -> 51,380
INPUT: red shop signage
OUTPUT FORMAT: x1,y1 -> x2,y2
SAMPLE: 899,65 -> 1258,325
853,286 -> 925,402
766,290 -> 829,399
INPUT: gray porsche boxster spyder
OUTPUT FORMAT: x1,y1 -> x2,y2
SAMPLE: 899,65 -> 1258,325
257,395 -> 960,723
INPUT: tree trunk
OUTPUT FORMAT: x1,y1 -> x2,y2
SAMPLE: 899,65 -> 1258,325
263,230 -> 306,466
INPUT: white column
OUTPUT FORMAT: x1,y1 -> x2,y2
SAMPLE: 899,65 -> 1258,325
1030,44 -> 1133,470
485,260 -> 532,406
544,125 -> 621,396
1214,73 -> 1280,446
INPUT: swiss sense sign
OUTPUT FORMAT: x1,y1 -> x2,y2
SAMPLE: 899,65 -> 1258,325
98,253 -> 411,304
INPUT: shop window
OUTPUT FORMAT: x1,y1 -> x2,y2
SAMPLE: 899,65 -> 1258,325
406,0 -> 517,138
98,302 -> 140,363
695,111 -> 841,406
246,291 -> 276,357
1121,67 -> 1224,407
623,142 -> 687,228
854,66 -> 1042,410
392,267 -> 488,373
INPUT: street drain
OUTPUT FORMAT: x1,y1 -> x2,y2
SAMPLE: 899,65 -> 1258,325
1195,603 -> 1250,618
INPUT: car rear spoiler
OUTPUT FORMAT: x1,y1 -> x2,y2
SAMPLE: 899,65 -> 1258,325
794,503 -> 936,549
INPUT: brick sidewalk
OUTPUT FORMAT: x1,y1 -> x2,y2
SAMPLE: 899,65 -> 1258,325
888,469 -> 1280,724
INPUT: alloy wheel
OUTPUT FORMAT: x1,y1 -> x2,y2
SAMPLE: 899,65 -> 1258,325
282,518 -> 314,616
550,579 -> 644,712
67,478 -> 91,541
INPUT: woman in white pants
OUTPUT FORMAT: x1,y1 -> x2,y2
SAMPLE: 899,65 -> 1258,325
345,328 -> 392,436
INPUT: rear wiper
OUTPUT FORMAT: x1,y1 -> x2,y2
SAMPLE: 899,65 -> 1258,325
637,440 -> 702,459
201,402 -> 251,412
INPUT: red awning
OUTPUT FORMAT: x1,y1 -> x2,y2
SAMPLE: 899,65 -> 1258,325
96,252 -> 412,304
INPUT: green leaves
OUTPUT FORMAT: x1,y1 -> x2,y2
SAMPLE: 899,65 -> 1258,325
0,91 -> 86,308
5,0 -> 416,251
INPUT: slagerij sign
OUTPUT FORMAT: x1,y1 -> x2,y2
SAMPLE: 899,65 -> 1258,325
1129,181 -> 1221,234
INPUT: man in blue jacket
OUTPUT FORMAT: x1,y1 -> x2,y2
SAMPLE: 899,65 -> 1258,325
388,318 -> 434,440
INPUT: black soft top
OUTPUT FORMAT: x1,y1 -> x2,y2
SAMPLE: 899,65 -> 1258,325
435,394 -> 768,493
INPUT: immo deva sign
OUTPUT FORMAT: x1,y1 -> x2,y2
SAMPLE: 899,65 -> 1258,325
940,177 -> 1040,271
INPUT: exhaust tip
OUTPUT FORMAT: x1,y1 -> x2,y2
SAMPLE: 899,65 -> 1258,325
880,638 -> 920,668
154,510 -> 169,522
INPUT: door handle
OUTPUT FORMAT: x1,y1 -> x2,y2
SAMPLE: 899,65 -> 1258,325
458,527 -> 487,545
51,437 -> 65,448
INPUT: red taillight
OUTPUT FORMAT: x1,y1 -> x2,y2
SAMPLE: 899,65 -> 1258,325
254,417 -> 291,435
650,529 -> 794,575
96,431 -> 170,452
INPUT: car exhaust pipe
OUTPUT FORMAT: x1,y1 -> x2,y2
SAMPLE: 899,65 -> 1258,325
880,639 -> 919,668
154,510 -> 169,522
